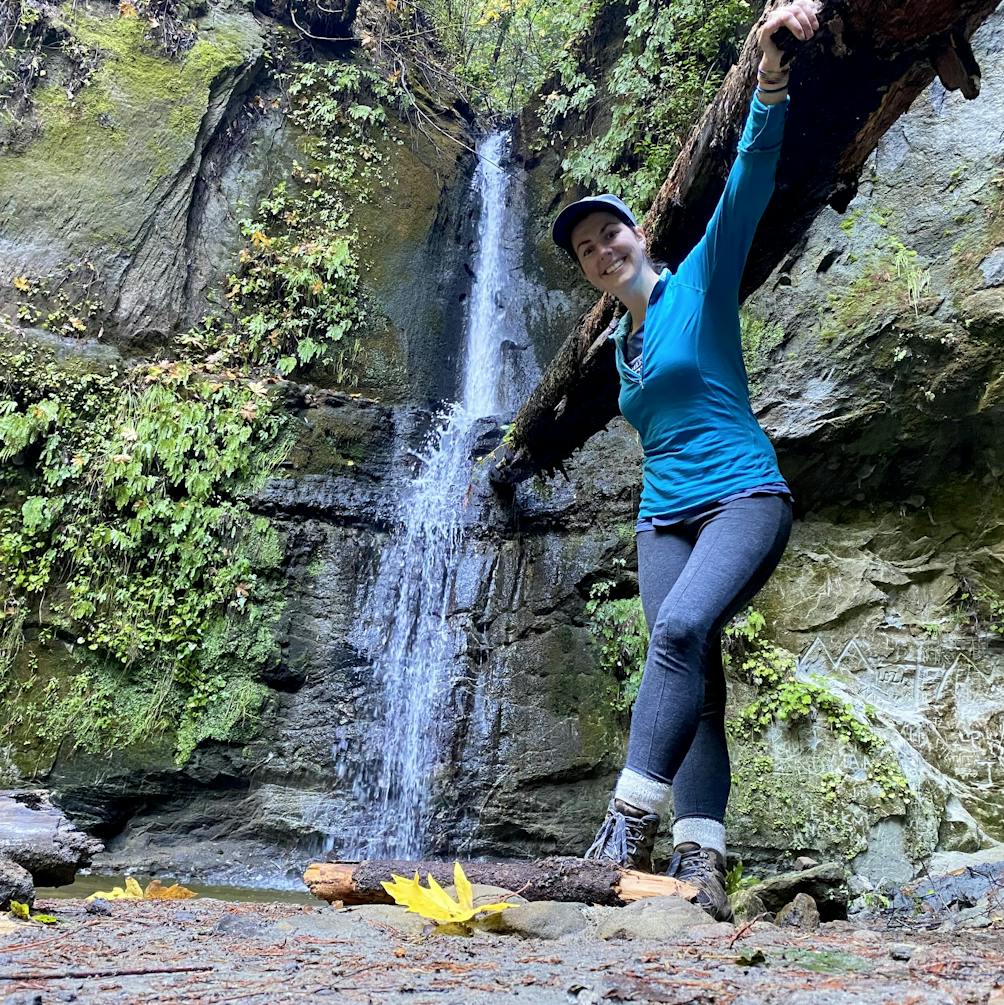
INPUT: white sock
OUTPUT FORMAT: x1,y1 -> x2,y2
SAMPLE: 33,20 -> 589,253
673,816 -> 726,857
613,767 -> 672,817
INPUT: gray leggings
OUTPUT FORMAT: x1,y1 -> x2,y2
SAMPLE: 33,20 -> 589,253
628,494 -> 792,824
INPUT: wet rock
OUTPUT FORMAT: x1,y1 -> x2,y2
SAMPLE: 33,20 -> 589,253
901,860 -> 1004,912
926,846 -> 1004,875
0,857 -> 33,911
489,900 -> 588,939
212,913 -> 280,939
688,921 -> 738,939
737,863 -> 849,920
794,856 -> 819,871
3,993 -> 43,1005
84,900 -> 112,916
595,896 -> 714,940
775,892 -> 821,930
732,890 -> 771,922
0,791 -> 102,886
278,903 -> 428,938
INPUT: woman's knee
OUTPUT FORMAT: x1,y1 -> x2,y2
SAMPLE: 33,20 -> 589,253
651,610 -> 709,659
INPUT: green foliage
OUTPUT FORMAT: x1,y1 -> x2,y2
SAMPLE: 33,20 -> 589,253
0,348 -> 293,762
724,860 -> 758,896
9,262 -> 102,337
819,229 -> 932,342
957,588 -> 1004,638
409,0 -> 600,114
540,0 -> 754,208
726,608 -> 910,804
585,577 -> 648,711
182,60 -> 403,380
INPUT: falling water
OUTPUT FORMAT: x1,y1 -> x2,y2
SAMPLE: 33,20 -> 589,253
341,131 -> 521,858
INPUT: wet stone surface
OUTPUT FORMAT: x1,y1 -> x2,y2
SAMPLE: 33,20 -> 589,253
0,896 -> 1001,1004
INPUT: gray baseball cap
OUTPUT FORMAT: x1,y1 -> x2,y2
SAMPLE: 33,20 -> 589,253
551,193 -> 638,259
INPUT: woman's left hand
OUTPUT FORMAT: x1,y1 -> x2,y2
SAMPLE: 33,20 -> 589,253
758,0 -> 821,68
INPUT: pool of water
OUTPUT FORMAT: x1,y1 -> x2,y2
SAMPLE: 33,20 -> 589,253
35,873 -> 316,905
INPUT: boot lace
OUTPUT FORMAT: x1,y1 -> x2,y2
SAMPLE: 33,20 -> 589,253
666,846 -> 723,887
585,805 -> 652,864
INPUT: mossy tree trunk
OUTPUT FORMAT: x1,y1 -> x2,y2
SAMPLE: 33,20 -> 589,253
489,0 -> 999,487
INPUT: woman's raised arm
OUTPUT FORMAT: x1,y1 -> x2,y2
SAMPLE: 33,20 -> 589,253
676,1 -> 820,297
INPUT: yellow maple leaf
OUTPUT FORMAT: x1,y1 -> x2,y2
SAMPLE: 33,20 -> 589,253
86,876 -> 145,901
12,275 -> 30,292
85,877 -> 196,902
118,0 -> 138,17
143,880 -> 196,900
380,862 -> 514,926
249,229 -> 272,250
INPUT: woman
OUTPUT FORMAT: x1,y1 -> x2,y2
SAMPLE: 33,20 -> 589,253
550,0 -> 820,921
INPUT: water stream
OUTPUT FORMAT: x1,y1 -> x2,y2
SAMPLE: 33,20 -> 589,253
338,131 -> 529,858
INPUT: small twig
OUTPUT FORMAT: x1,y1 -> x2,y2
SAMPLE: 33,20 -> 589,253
0,964 -> 214,981
728,912 -> 767,947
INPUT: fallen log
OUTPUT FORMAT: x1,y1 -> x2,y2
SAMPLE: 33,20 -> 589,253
489,0 -> 1000,487
303,856 -> 698,906
0,790 -> 102,886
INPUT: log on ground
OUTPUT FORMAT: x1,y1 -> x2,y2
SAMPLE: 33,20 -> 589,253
303,856 -> 698,906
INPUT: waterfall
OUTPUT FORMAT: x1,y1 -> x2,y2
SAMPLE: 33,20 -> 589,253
339,131 -> 525,858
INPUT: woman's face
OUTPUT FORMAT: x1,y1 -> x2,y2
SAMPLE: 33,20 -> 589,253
570,211 -> 647,296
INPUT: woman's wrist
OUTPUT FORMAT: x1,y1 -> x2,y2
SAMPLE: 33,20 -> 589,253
758,53 -> 788,75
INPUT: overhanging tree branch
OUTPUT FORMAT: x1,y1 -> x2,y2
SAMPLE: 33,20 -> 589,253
488,0 -> 998,488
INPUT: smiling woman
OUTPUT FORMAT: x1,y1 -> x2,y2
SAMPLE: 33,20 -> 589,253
549,0 -> 821,924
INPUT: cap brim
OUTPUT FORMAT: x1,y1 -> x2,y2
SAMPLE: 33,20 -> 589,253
551,199 -> 634,259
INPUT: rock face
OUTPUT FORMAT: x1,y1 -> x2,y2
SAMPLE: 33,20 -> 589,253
0,0 -> 478,401
0,857 -> 35,911
0,790 -> 102,886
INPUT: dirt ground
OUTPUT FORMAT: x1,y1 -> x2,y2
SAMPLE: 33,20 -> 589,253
1,895 -> 1003,1005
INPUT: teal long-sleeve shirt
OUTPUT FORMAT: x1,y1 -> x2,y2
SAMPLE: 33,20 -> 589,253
611,94 -> 790,521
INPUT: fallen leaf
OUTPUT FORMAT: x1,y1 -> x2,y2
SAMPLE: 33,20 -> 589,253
380,862 -> 515,926
9,901 -> 29,920
12,275 -> 30,292
144,880 -> 196,900
86,876 -> 145,901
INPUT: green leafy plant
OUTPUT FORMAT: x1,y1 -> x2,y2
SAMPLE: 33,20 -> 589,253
0,349 -> 293,763
181,59 -> 404,380
725,607 -> 910,804
539,0 -> 753,208
585,578 -> 648,711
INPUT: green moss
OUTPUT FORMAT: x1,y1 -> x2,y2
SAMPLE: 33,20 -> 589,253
0,7 -> 260,242
818,232 -> 931,344
949,172 -> 1004,298
0,342 -> 293,766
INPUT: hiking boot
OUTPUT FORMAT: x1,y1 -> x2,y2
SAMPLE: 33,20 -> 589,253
583,798 -> 660,872
666,842 -> 734,922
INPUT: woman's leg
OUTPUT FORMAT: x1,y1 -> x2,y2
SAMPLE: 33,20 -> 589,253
610,524 -> 695,817
584,524 -> 694,870
624,495 -> 792,805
